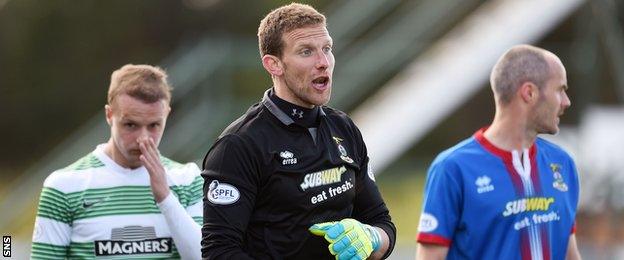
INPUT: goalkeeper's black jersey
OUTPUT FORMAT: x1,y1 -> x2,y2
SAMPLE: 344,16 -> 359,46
201,89 -> 396,259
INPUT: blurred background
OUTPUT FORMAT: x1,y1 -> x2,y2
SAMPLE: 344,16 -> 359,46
1,0 -> 623,258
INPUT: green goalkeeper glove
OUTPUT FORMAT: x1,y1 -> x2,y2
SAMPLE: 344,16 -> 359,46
309,218 -> 381,260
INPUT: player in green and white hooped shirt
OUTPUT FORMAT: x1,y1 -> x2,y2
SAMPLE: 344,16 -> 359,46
31,64 -> 202,259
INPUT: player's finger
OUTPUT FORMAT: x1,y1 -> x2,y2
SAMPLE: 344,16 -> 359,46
331,235 -> 351,253
138,137 -> 149,154
139,154 -> 149,167
139,137 -> 158,162
145,137 -> 162,161
326,223 -> 346,240
309,222 -> 334,236
138,142 -> 155,166
139,143 -> 159,170
336,245 -> 356,260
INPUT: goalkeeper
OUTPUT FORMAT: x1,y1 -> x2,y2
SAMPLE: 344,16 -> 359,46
201,3 -> 396,259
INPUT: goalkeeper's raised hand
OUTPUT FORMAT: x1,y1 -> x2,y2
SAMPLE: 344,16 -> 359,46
309,218 -> 382,260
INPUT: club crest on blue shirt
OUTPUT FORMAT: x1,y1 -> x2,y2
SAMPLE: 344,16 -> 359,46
333,136 -> 353,163
550,163 -> 568,192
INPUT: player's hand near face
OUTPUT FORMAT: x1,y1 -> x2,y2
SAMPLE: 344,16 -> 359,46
138,136 -> 170,202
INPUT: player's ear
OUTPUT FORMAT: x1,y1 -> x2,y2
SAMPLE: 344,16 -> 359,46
262,54 -> 283,76
165,105 -> 172,118
105,104 -> 113,126
519,82 -> 538,104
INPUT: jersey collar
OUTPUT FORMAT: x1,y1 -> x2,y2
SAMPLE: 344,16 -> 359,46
473,127 -> 536,162
261,88 -> 326,126
93,144 -> 147,174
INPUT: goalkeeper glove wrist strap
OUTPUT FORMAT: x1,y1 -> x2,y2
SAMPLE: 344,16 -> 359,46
363,224 -> 382,252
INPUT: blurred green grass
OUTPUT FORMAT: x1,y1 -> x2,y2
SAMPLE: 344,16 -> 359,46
376,168 -> 426,247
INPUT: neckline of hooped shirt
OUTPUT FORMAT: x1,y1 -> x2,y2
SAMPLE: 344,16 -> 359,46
93,143 -> 148,175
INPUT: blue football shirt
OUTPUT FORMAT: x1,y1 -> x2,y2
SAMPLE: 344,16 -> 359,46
417,128 -> 579,260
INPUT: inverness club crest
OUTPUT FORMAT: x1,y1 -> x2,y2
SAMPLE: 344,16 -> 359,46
332,136 -> 353,163
550,163 -> 568,192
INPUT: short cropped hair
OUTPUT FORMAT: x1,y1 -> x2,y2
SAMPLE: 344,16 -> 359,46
257,3 -> 326,57
107,64 -> 172,105
490,45 -> 551,104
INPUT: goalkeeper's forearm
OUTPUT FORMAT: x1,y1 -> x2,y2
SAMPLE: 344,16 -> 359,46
369,226 -> 390,260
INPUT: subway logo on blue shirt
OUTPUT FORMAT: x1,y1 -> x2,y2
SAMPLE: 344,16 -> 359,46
502,197 -> 555,217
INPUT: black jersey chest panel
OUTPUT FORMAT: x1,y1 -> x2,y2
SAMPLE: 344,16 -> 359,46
250,99 -> 363,226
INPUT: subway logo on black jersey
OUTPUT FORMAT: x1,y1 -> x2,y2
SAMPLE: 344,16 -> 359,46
299,166 -> 347,191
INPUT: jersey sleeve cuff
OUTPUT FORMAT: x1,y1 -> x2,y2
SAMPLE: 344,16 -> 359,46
417,233 -> 451,247
374,222 -> 396,259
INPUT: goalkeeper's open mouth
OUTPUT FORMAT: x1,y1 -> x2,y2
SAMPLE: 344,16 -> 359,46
312,76 -> 330,91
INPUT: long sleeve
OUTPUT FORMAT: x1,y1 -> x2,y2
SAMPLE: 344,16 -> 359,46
201,135 -> 260,259
31,178 -> 72,259
157,192 -> 201,260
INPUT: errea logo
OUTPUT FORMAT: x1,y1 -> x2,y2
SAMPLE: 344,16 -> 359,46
476,175 -> 494,194
280,150 -> 297,165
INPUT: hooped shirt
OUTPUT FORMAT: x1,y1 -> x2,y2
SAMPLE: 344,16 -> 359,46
417,128 -> 579,260
31,144 -> 203,259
